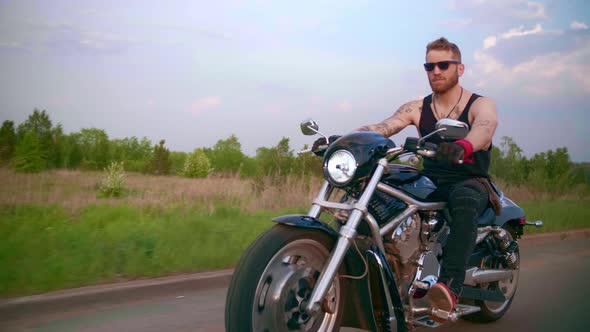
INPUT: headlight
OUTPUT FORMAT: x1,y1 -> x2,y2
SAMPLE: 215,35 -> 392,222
325,150 -> 357,185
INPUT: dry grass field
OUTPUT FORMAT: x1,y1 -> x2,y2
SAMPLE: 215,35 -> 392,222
0,168 -> 323,214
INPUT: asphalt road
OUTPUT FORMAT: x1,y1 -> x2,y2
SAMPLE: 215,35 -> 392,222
1,235 -> 589,332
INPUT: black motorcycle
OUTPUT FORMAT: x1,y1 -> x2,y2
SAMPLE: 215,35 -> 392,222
225,118 -> 543,331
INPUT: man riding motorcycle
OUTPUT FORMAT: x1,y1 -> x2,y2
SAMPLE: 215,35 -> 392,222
313,36 -> 499,322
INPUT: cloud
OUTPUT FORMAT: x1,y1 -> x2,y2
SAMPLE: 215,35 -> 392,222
483,36 -> 497,49
447,0 -> 547,28
190,97 -> 222,115
483,24 -> 544,50
335,101 -> 353,113
501,24 -> 543,39
472,39 -> 590,99
570,21 -> 588,31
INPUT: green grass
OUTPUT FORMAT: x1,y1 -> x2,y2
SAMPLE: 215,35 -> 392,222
520,200 -> 590,233
0,199 -> 588,297
0,203 -> 303,297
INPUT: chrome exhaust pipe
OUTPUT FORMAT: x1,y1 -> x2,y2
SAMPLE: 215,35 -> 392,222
464,267 -> 514,286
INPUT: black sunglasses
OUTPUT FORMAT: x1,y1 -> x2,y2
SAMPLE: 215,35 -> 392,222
423,60 -> 460,72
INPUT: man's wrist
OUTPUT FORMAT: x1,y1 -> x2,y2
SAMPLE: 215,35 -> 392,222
454,139 -> 474,163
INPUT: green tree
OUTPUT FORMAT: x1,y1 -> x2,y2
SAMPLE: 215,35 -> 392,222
17,109 -> 53,168
49,124 -> 64,168
61,133 -> 83,169
239,156 -> 259,178
78,128 -> 111,169
183,148 -> 211,178
205,135 -> 245,174
150,139 -> 172,175
0,120 -> 16,165
489,136 -> 527,184
111,136 -> 152,172
11,132 -> 45,172
292,143 -> 323,178
256,137 -> 294,176
170,151 -> 188,175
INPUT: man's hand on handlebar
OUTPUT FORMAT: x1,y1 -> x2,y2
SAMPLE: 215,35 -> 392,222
436,139 -> 474,165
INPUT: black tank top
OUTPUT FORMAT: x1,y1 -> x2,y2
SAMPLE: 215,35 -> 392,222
419,93 -> 491,182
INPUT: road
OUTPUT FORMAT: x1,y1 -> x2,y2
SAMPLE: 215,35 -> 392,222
1,236 -> 589,332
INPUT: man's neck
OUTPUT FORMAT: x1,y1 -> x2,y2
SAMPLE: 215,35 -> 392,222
434,84 -> 463,107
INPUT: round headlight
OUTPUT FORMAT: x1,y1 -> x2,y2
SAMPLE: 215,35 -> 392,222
325,150 -> 357,185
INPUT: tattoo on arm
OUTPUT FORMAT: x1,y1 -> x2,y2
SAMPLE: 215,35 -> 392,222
357,100 -> 419,136
473,120 -> 491,127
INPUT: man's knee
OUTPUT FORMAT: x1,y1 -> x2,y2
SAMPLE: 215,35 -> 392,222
448,181 -> 488,216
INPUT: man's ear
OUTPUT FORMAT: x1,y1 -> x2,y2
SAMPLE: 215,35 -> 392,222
458,63 -> 465,77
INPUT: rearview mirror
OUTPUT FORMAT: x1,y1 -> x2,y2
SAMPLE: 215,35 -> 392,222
300,119 -> 320,136
435,119 -> 469,140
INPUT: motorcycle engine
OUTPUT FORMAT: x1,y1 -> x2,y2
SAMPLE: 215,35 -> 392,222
384,211 -> 448,285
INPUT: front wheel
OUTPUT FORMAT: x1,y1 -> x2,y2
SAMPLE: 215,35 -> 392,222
225,224 -> 343,332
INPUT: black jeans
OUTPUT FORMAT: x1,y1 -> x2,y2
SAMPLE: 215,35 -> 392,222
434,178 -> 490,296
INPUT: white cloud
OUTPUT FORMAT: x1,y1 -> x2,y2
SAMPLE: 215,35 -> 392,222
335,101 -> 353,113
570,21 -> 588,30
190,97 -> 222,115
483,36 -> 497,49
501,24 -> 543,39
481,24 -> 543,50
447,0 -> 547,25
473,40 -> 590,96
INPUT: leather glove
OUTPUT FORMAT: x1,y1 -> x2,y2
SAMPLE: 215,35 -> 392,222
436,139 -> 474,164
436,142 -> 464,164
312,135 -> 341,157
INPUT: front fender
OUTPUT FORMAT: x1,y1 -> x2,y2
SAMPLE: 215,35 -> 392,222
272,214 -> 339,238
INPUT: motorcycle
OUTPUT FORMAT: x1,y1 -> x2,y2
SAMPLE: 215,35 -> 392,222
225,118 -> 543,331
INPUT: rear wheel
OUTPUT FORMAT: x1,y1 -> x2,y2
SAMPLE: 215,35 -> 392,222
225,224 -> 343,332
465,226 -> 520,322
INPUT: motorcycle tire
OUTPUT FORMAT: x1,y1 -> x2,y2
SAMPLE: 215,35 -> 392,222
464,225 -> 520,323
225,224 -> 344,332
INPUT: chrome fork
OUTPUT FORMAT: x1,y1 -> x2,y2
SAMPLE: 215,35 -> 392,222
305,159 -> 388,314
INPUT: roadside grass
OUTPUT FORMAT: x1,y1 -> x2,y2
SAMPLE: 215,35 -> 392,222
0,203 -> 304,297
520,200 -> 590,234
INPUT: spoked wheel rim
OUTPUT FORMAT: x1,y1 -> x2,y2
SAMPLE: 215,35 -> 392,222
481,234 -> 520,314
252,239 -> 340,332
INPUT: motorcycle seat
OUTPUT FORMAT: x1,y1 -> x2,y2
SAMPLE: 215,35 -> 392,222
477,207 -> 496,226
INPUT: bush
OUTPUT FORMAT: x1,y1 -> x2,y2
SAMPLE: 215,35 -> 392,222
183,149 -> 212,178
98,161 -> 126,197
11,132 -> 46,173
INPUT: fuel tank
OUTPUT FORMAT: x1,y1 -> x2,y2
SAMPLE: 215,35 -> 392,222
382,164 -> 438,200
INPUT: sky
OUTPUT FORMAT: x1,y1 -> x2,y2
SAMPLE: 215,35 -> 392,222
1,0 -> 589,161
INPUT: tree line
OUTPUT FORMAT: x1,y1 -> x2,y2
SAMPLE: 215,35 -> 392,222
0,109 -> 322,178
0,109 -> 587,193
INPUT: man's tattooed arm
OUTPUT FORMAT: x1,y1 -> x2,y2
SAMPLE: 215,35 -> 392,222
355,100 -> 421,137
465,98 -> 498,151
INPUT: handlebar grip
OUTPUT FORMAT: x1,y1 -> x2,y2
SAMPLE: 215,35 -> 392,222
298,148 -> 313,155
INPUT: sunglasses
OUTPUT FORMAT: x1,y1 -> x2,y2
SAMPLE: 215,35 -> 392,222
423,60 -> 460,72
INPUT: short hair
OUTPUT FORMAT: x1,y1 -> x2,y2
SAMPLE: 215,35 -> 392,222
426,37 -> 462,62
